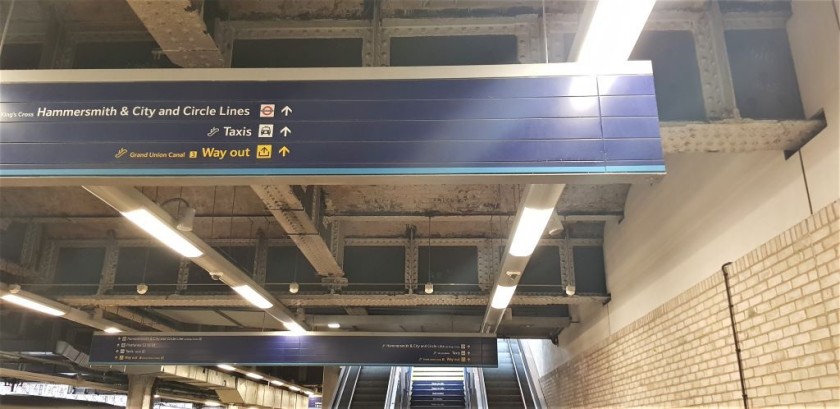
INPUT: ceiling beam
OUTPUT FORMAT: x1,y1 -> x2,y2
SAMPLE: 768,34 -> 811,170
125,0 -> 224,68
57,294 -> 608,308
0,258 -> 40,279
82,186 -> 307,331
0,212 -> 621,225
97,306 -> 177,332
251,185 -> 345,278
306,314 -> 570,329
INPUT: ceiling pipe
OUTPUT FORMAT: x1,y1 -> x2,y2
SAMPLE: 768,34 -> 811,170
83,186 -> 308,332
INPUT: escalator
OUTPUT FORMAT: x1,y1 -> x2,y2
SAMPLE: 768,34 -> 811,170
349,366 -> 392,408
481,339 -> 537,408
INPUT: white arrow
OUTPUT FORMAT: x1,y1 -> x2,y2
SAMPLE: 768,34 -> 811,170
280,126 -> 292,137
280,106 -> 293,116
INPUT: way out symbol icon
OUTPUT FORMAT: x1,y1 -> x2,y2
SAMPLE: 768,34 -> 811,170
256,144 -> 272,159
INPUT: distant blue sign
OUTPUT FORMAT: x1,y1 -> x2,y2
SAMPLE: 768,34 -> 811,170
0,64 -> 662,177
88,332 -> 498,367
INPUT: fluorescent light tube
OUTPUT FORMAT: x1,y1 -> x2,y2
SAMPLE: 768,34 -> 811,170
231,284 -> 273,309
121,209 -> 203,258
289,386 -> 300,392
1,294 -> 66,316
246,372 -> 263,380
508,207 -> 554,257
217,364 -> 235,371
576,0 -> 657,64
204,401 -> 221,407
327,322 -> 341,329
284,321 -> 307,333
103,327 -> 122,334
491,285 -> 517,309
271,380 -> 284,386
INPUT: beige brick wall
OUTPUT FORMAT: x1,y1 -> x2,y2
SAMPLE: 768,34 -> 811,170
540,201 -> 839,408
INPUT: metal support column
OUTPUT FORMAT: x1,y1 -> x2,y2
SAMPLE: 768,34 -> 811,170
126,374 -> 156,409
35,241 -> 58,284
253,230 -> 268,285
694,0 -> 740,119
329,221 -> 345,268
176,258 -> 190,292
97,231 -> 118,295
405,226 -> 418,292
559,239 -> 575,293
20,223 -> 43,269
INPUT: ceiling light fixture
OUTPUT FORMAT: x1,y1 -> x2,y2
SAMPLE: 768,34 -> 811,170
289,386 -> 300,392
284,321 -> 307,333
271,380 -> 284,387
204,400 -> 221,407
1,294 -> 66,317
216,364 -> 236,371
490,284 -> 517,310
231,284 -> 273,309
572,0 -> 658,65
246,372 -> 263,380
327,322 -> 340,329
508,207 -> 554,257
103,327 -> 123,334
121,209 -> 203,258
289,282 -> 300,294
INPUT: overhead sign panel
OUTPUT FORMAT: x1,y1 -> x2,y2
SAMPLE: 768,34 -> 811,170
89,332 -> 498,367
0,63 -> 662,179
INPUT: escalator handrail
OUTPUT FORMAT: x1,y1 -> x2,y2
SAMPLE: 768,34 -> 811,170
385,366 -> 400,409
504,339 -> 530,409
472,367 -> 488,409
516,339 -> 548,408
331,366 -> 361,409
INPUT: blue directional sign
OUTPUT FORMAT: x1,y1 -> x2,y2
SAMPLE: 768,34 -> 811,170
88,332 -> 498,367
0,64 -> 663,178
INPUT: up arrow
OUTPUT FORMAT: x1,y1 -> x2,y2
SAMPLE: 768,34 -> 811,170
280,126 -> 292,137
279,146 -> 290,157
280,106 -> 293,116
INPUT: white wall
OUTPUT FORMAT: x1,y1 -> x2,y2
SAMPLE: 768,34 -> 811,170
527,0 -> 839,375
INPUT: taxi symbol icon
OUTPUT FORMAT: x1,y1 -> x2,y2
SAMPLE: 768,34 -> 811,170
259,124 -> 274,137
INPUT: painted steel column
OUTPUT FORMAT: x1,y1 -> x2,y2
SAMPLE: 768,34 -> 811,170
322,366 -> 341,406
126,374 -> 156,409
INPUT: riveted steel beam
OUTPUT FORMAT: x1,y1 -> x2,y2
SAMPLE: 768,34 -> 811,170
660,119 -> 826,153
0,258 -> 40,279
125,0 -> 224,68
57,294 -> 607,308
252,185 -> 345,278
